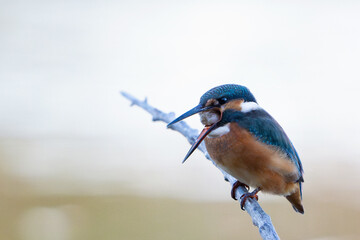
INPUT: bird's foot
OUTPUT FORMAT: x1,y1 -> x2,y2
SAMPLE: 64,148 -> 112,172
231,181 -> 250,200
240,187 -> 261,210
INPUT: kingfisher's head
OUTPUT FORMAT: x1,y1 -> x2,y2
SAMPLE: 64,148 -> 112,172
167,84 -> 259,162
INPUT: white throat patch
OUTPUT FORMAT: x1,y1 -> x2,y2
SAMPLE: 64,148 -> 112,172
208,123 -> 230,138
240,101 -> 261,113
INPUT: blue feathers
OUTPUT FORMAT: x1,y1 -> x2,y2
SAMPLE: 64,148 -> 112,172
221,109 -> 304,190
200,84 -> 257,105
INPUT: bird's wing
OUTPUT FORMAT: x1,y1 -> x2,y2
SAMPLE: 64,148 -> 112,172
226,109 -> 304,185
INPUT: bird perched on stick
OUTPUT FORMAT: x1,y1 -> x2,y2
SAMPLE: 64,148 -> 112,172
167,84 -> 304,214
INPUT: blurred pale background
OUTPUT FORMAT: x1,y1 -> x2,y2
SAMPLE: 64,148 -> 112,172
1,1 -> 360,239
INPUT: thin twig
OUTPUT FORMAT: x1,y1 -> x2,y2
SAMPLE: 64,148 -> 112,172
121,91 -> 280,240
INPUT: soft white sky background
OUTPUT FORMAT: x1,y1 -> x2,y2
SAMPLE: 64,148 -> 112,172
0,1 -> 359,199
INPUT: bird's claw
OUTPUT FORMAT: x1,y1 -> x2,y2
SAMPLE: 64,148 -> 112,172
231,181 -> 250,200
240,188 -> 261,210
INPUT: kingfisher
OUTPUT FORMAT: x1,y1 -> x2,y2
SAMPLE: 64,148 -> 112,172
167,84 -> 304,214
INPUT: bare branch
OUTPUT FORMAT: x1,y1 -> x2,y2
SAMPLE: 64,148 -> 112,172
121,91 -> 280,240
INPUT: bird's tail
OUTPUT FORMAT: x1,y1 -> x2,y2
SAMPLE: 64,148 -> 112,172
286,185 -> 304,214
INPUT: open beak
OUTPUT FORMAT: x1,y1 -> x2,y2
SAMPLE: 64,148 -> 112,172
167,104 -> 220,163
167,104 -> 213,127
182,123 -> 218,163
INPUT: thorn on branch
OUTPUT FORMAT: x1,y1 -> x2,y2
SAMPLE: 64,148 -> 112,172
169,112 -> 175,119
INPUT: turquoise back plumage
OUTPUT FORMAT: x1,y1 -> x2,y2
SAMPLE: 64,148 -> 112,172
221,109 -> 304,197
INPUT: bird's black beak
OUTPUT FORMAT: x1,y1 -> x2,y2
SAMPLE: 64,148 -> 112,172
167,104 -> 219,163
167,104 -> 213,127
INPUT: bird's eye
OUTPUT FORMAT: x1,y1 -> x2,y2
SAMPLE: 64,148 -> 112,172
218,97 -> 228,104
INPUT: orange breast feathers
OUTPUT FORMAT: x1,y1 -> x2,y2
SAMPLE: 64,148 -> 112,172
204,123 -> 300,196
